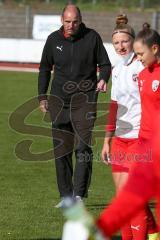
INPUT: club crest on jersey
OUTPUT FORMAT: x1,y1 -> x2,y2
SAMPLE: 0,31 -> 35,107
132,74 -> 138,82
152,80 -> 160,92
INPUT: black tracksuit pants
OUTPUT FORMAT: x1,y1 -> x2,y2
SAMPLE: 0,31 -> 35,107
49,91 -> 97,198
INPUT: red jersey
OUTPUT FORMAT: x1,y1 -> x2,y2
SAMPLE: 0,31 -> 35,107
97,63 -> 160,237
138,63 -> 160,139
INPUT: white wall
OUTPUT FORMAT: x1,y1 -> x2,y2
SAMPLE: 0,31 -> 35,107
0,39 -> 45,63
104,43 -> 121,66
0,38 -> 120,66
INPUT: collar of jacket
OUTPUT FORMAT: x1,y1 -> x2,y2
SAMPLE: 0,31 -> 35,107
58,22 -> 87,42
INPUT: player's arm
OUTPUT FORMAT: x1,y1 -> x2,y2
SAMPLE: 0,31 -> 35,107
101,99 -> 118,164
96,161 -> 155,237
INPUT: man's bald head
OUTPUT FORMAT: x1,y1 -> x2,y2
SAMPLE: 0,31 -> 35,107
61,4 -> 82,37
62,4 -> 82,21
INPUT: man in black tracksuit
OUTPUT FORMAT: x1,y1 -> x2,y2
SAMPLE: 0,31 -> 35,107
38,4 -> 111,207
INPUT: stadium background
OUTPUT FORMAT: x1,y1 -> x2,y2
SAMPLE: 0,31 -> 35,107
0,0 -> 159,239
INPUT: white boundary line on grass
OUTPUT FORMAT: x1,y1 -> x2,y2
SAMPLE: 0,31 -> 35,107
0,66 -> 39,72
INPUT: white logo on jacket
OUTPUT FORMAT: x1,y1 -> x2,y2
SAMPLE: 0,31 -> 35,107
152,80 -> 160,92
56,46 -> 63,52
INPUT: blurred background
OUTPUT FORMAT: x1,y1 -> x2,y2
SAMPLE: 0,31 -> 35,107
0,0 -> 160,67
0,0 -> 160,41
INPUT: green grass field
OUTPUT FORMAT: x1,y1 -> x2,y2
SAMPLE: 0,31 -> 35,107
0,70 -> 115,240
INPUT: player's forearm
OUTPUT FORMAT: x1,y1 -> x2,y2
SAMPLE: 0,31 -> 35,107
105,100 -> 118,135
96,161 -> 155,237
96,190 -> 147,237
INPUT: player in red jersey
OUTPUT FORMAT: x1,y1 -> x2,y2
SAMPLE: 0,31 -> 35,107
101,15 -> 158,239
62,22 -> 160,240
96,23 -> 160,239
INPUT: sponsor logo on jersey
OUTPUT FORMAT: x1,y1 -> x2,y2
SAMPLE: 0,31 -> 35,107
139,79 -> 145,91
152,80 -> 160,92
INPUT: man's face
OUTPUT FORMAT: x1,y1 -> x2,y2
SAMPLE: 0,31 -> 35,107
61,8 -> 81,37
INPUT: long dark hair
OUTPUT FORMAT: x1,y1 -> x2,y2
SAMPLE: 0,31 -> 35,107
135,23 -> 160,47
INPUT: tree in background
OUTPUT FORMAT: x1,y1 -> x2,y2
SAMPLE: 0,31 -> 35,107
1,0 -> 160,9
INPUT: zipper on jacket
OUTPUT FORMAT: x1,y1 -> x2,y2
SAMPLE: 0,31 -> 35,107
70,42 -> 74,74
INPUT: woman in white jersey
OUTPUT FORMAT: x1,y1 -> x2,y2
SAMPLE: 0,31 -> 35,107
101,15 -> 158,240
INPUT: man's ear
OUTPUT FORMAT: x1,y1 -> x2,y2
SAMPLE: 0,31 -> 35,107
61,16 -> 63,25
79,16 -> 82,24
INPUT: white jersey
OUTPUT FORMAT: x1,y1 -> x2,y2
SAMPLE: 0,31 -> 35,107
111,52 -> 144,138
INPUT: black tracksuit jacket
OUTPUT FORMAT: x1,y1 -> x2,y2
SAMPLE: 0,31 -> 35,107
38,23 -> 111,103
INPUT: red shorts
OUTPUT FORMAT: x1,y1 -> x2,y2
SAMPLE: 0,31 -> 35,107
111,137 -> 153,172
111,137 -> 138,172
129,137 -> 153,169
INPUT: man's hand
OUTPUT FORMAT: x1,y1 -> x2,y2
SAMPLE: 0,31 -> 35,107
96,79 -> 107,92
101,137 -> 112,165
39,100 -> 48,113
